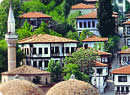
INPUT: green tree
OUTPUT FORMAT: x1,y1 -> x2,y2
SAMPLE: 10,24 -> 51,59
66,31 -> 79,40
47,60 -> 62,82
121,46 -> 128,50
97,0 -> 115,37
126,0 -> 130,13
79,30 -> 93,41
63,63 -> 89,82
64,48 -> 97,74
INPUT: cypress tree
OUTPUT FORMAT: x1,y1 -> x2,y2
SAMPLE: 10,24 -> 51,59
97,0 -> 115,37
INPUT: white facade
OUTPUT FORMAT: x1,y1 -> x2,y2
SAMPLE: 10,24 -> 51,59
91,66 -> 108,93
76,19 -> 100,36
19,43 -> 78,70
113,74 -> 130,94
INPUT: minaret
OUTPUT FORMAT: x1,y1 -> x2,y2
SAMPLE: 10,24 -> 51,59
5,3 -> 18,71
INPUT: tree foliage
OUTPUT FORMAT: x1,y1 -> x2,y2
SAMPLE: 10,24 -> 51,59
97,0 -> 115,37
63,63 -> 89,82
47,60 -> 62,82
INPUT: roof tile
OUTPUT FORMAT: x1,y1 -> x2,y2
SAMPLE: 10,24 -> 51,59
72,3 -> 96,9
118,48 -> 130,54
95,61 -> 108,67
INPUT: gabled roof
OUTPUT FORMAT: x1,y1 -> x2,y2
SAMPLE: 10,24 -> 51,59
82,35 -> 108,42
118,48 -> 130,54
18,34 -> 78,44
19,12 -> 52,18
112,65 -> 130,74
77,11 -> 97,19
84,0 -> 98,2
94,61 -> 108,67
2,65 -> 50,75
123,21 -> 130,25
71,3 -> 96,9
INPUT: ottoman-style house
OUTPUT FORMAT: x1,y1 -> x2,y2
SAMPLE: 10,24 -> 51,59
19,12 -> 52,29
70,3 -> 96,15
18,34 -> 78,70
1,3 -> 51,84
92,61 -> 108,93
118,48 -> 130,66
112,65 -> 130,95
82,35 -> 108,51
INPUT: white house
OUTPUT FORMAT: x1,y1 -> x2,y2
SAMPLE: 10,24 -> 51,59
91,61 -> 108,93
76,11 -> 99,36
18,34 -> 78,70
112,65 -> 130,95
70,3 -> 96,15
123,21 -> 130,47
82,35 -> 108,51
118,48 -> 130,66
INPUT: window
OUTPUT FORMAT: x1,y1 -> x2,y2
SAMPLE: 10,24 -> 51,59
71,47 -> 75,53
88,21 -> 91,28
128,56 -> 130,62
45,60 -> 49,67
79,22 -> 82,28
123,56 -> 127,62
39,61 -> 42,67
39,48 -> 42,55
84,44 -> 88,49
33,48 -> 36,55
102,57 -> 108,63
55,47 -> 59,54
118,76 -> 127,82
121,87 -> 124,92
92,21 -> 95,28
27,48 -> 29,55
44,48 -> 48,54
128,39 -> 130,46
33,61 -> 37,67
51,47 -> 54,54
118,0 -> 123,3
84,22 -> 87,28
66,47 -> 69,53
126,86 -> 129,92
96,68 -> 102,74
127,27 -> 130,34
117,86 -> 120,92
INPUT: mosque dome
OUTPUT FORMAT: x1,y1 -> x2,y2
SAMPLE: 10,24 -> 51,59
0,79 -> 44,95
46,79 -> 99,95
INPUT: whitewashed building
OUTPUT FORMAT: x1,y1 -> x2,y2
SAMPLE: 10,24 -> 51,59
82,35 -> 108,51
112,65 -> 130,95
91,61 -> 108,93
18,34 -> 78,70
70,3 -> 96,15
118,48 -> 130,66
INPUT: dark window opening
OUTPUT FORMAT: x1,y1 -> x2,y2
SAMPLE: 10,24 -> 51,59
45,60 -> 49,67
44,48 -> 48,54
126,86 -> 129,92
92,21 -> 95,28
62,47 -> 64,53
39,48 -> 42,55
118,76 -> 127,82
66,47 -> 69,53
55,47 -> 59,54
33,61 -> 37,67
39,61 -> 42,67
51,47 -> 54,54
121,87 -> 124,92
84,22 -> 87,28
88,21 -> 91,28
79,22 -> 82,28
97,68 -> 102,74
123,56 -> 127,62
71,47 -> 75,53
84,44 -> 88,49
33,48 -> 36,55
117,87 -> 120,92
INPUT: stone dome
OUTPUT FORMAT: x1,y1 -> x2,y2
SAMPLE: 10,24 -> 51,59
46,79 -> 99,95
0,79 -> 44,95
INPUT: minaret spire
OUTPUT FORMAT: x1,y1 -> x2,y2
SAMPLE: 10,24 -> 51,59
5,1 -> 18,71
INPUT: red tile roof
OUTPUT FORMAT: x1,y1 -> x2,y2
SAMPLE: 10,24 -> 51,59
97,50 -> 112,56
118,48 -> 130,54
18,34 -> 78,44
71,3 -> 96,9
77,11 -> 97,19
82,35 -> 108,42
2,65 -> 50,75
123,21 -> 130,25
94,61 -> 108,67
19,12 -> 52,18
112,65 -> 130,74
77,11 -> 118,19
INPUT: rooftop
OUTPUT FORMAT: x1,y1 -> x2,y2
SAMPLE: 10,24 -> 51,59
118,48 -> 130,54
112,65 -> 130,74
71,3 -> 96,9
97,50 -> 112,56
123,21 -> 130,25
2,65 -> 50,75
18,34 -> 78,44
95,61 -> 108,67
82,35 -> 108,42
19,12 -> 52,18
